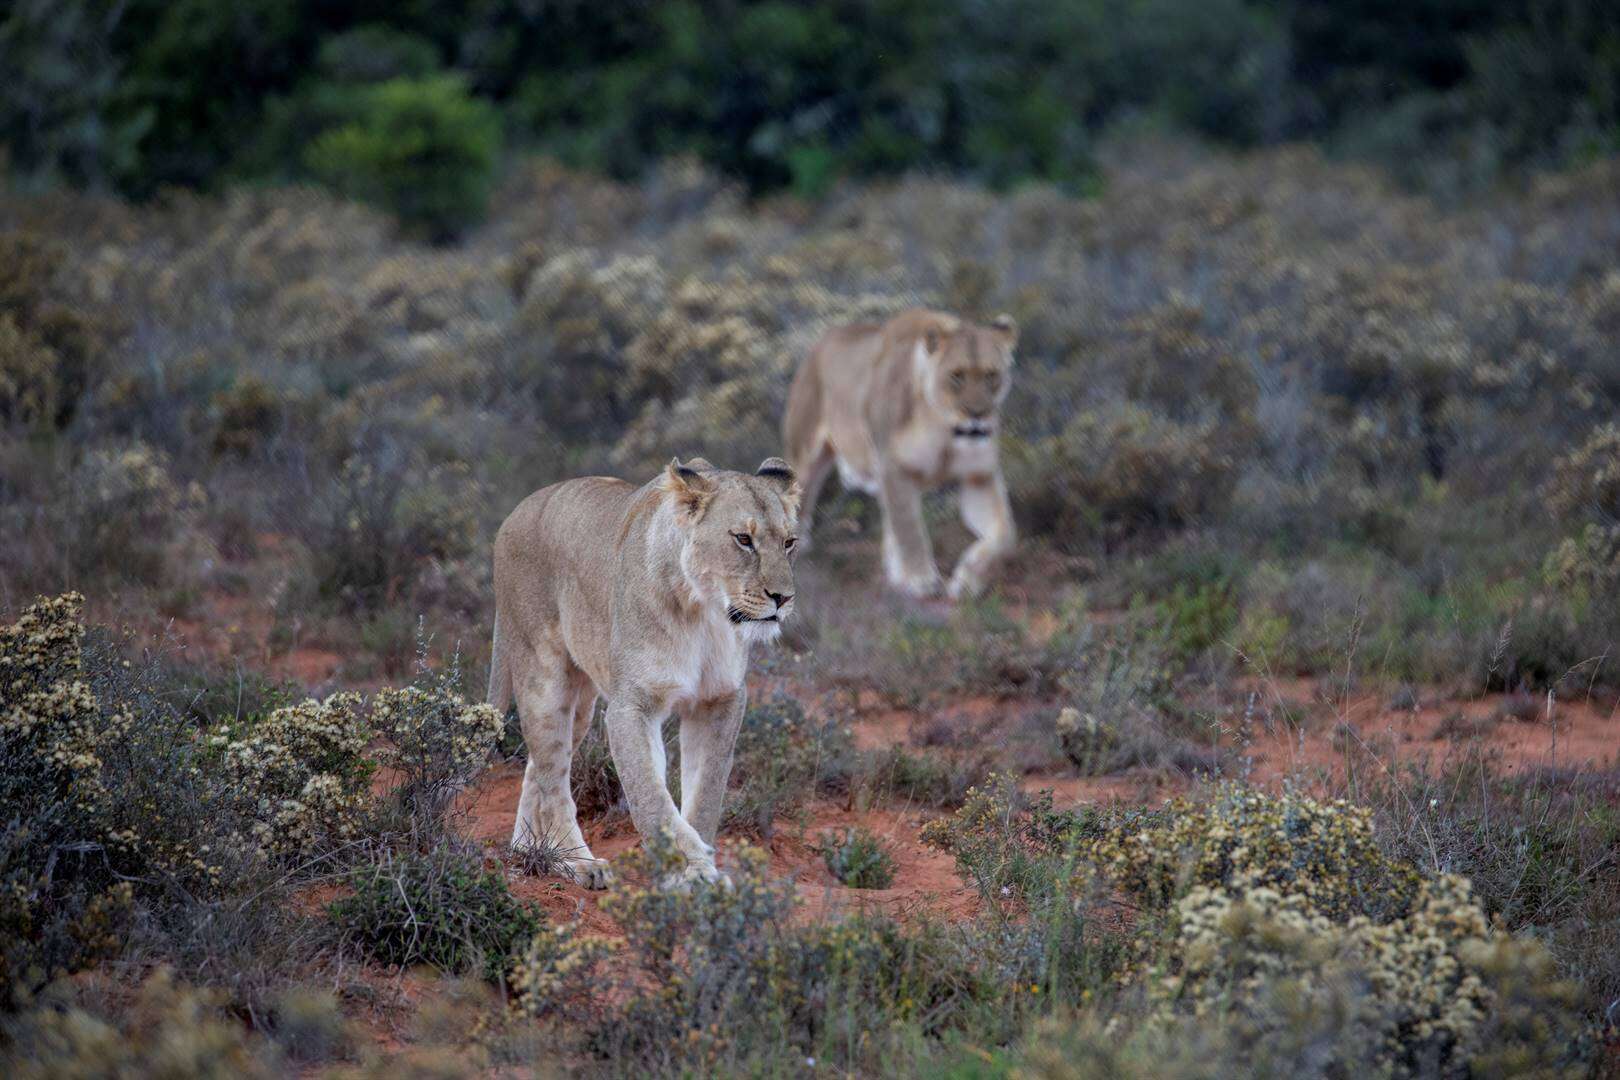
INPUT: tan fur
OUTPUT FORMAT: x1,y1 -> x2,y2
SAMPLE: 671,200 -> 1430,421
489,457 -> 800,888
784,308 -> 1017,599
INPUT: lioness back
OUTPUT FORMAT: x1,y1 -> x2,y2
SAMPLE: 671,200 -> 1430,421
492,476 -> 633,693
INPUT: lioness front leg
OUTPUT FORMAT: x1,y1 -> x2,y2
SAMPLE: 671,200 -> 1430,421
948,472 -> 1015,601
679,689 -> 747,847
878,465 -> 942,597
605,692 -> 722,884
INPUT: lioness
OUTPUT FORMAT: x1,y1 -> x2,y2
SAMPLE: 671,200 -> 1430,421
784,309 -> 1017,599
489,457 -> 800,888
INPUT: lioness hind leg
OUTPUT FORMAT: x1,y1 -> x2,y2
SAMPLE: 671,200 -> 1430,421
793,442 -> 836,551
513,661 -> 609,889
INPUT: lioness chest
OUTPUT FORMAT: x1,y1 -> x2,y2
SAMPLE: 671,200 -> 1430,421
839,420 -> 997,491
645,612 -> 750,706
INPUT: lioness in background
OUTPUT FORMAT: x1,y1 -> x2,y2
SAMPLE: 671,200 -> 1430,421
489,457 -> 800,888
784,309 -> 1017,600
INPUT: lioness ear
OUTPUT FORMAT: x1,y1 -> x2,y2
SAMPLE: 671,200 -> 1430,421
756,457 -> 802,517
661,457 -> 718,520
991,313 -> 1019,348
684,456 -> 716,472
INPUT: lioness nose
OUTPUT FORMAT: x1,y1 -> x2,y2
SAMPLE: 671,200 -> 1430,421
767,590 -> 792,609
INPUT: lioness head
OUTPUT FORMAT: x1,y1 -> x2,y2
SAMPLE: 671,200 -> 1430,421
915,314 -> 1018,440
661,456 -> 801,640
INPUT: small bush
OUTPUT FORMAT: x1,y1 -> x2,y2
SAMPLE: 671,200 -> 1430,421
569,713 -> 624,820
858,744 -> 986,810
1151,877 -> 1592,1077
306,442 -> 483,614
1,970 -> 274,1079
1546,422 -> 1620,523
304,74 -> 502,239
921,774 -> 1105,901
63,442 -> 203,587
723,694 -> 858,837
371,665 -> 503,831
329,843 -> 544,981
1012,403 -> 1236,545
816,827 -> 897,889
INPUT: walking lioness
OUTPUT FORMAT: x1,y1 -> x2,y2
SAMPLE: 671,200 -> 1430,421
784,309 -> 1017,599
489,457 -> 800,888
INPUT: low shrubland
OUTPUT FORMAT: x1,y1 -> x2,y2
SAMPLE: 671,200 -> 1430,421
921,776 -> 1604,1078
4,595 -> 1617,1076
7,143 -> 1617,696
0,595 -> 528,1069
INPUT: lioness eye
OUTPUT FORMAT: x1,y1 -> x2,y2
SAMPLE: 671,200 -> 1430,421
950,371 -> 965,387
733,533 -> 753,549
986,372 -> 1001,390
784,537 -> 797,552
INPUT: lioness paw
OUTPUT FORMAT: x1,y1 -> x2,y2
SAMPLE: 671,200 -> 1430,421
660,862 -> 732,893
889,570 -> 944,599
564,857 -> 614,890
947,569 -> 985,602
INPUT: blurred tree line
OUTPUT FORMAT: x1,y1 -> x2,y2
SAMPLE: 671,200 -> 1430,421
2,0 -> 1616,233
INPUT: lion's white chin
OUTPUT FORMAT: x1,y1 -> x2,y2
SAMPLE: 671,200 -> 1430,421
736,619 -> 783,646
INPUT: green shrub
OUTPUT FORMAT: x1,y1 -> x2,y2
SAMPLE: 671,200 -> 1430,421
1012,403 -> 1237,545
306,442 -> 483,614
0,594 -> 355,1009
62,442 -> 202,588
920,774 -> 1104,901
569,713 -> 624,821
858,744 -> 985,810
329,843 -> 544,981
723,694 -> 857,837
516,835 -> 999,1072
1547,423 -> 1620,523
816,827 -> 897,889
1084,783 -> 1423,922
304,74 -> 501,239
0,231 -> 109,432
1150,877 -> 1592,1077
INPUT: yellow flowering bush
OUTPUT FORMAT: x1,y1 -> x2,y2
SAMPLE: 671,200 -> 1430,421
1084,782 -> 1422,922
1152,876 -> 1591,1077
0,594 -> 136,999
71,443 -> 206,580
507,923 -> 618,1019
215,693 -> 373,858
371,682 -> 502,823
1545,422 -> 1620,523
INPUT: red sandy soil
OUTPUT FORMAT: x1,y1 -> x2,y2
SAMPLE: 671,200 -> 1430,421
437,676 -> 1619,945
454,761 -> 977,929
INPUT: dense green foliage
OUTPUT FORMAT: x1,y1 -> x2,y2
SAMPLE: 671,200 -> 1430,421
3,0 -> 1617,215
